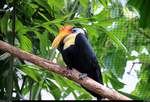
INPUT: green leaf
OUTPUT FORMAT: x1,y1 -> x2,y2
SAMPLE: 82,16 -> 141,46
0,12 -> 10,34
131,63 -> 150,99
42,24 -> 57,36
22,3 -> 36,18
38,12 -> 49,22
79,0 -> 89,17
128,0 -> 150,28
95,26 -> 128,53
109,72 -> 125,89
93,8 -> 110,20
17,65 -> 42,82
18,35 -> 32,52
16,19 -> 30,35
118,91 -> 142,100
33,0 -> 52,15
45,79 -> 61,100
6,0 -> 13,3
34,31 -> 49,57
96,18 -> 116,27
106,30 -> 128,53
63,78 -> 92,98
104,49 -> 127,78
61,87 -> 73,99
77,93 -> 92,100
51,72 -> 92,98
0,53 -> 10,61
15,19 -> 22,30
80,0 -> 89,9
139,54 -> 150,64
110,17 -> 128,41
48,0 -> 64,10
132,80 -> 150,99
99,0 -> 108,7
31,81 -> 43,100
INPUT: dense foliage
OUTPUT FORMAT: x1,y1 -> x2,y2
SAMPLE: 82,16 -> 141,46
0,0 -> 150,100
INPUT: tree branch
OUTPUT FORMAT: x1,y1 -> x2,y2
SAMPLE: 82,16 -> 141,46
0,40 -> 131,100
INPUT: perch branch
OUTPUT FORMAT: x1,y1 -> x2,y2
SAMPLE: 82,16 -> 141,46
0,40 -> 131,100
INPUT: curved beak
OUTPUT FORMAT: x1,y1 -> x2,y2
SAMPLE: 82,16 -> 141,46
51,26 -> 72,48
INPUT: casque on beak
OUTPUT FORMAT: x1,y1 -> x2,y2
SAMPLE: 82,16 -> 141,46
51,26 -> 73,48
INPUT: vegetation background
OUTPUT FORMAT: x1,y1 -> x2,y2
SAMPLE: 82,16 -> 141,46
0,0 -> 150,100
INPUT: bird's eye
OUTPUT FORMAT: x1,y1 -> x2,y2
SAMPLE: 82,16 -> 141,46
72,28 -> 77,33
72,28 -> 86,35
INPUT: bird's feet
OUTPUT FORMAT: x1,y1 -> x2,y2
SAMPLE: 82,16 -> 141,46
79,73 -> 87,79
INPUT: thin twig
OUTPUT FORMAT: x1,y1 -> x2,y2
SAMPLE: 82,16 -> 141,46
127,62 -> 142,74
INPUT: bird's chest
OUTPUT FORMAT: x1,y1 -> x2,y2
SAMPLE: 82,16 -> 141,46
61,45 -> 91,72
62,43 -> 79,60
61,45 -> 79,67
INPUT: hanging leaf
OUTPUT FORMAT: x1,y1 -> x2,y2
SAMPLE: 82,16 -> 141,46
0,12 -> 10,34
17,65 -> 42,82
18,35 -> 32,52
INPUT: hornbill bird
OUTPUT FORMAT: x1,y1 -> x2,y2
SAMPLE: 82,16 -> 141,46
51,26 -> 103,99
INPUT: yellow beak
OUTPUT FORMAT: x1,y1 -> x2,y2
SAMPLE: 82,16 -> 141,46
51,26 -> 72,48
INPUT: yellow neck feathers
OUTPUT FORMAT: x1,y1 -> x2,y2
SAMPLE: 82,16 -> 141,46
63,33 -> 78,50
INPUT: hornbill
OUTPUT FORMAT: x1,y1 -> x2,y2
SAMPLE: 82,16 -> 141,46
51,26 -> 103,99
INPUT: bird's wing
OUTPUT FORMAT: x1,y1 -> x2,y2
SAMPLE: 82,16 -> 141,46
75,33 -> 98,65
75,34 -> 103,83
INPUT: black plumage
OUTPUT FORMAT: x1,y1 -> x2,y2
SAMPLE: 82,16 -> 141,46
58,32 -> 103,99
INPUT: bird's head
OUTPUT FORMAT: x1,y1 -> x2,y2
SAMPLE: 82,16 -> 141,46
51,25 -> 86,49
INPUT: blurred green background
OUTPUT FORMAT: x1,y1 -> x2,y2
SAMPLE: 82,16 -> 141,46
0,0 -> 150,100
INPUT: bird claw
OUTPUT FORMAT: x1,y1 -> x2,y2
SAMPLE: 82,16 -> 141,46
79,73 -> 87,79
